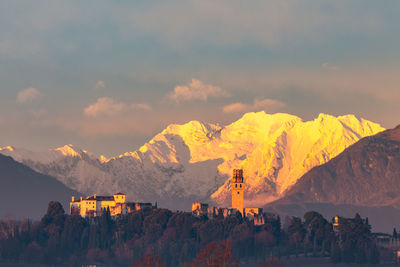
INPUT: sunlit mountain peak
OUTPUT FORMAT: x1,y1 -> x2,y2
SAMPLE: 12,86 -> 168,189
54,144 -> 83,157
0,145 -> 15,152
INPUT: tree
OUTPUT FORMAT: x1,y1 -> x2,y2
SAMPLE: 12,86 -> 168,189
287,217 -> 305,251
330,242 -> 341,263
36,201 -> 66,262
230,223 -> 254,259
40,201 -> 65,228
132,254 -> 166,267
60,215 -> 88,252
367,244 -> 380,264
263,214 -> 281,245
354,246 -> 367,264
188,240 -> 239,267
99,208 -> 114,249
198,219 -> 224,245
262,254 -> 283,267
303,211 -> 334,255
334,213 -> 378,264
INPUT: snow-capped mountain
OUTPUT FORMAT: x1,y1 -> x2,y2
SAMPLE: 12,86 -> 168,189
266,124 -> 400,232
0,112 -> 384,210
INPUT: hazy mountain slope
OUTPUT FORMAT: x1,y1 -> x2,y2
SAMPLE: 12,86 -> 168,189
267,125 -> 400,232
0,112 -> 384,210
272,125 -> 400,206
0,154 -> 81,219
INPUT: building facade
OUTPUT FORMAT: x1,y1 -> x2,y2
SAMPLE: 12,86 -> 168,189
70,192 -> 153,217
192,202 -> 209,216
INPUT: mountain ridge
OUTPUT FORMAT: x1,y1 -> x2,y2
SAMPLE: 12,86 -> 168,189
272,124 -> 400,206
0,112 -> 385,210
267,125 -> 400,232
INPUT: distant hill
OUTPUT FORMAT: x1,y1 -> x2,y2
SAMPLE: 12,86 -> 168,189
0,154 -> 81,220
267,125 -> 400,232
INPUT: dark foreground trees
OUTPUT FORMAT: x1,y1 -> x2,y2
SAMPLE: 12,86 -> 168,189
184,240 -> 239,267
331,213 -> 379,264
0,202 -> 381,266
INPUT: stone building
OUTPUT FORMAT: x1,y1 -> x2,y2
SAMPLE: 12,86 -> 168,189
70,192 -> 153,217
231,169 -> 244,215
191,169 -> 265,225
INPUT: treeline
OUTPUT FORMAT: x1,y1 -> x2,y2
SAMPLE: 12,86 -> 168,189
0,202 -> 380,266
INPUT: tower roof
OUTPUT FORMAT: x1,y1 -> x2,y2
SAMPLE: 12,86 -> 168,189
232,169 -> 244,183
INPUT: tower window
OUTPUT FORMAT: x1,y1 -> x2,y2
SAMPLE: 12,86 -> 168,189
237,192 -> 240,194
235,184 -> 237,188
240,184 -> 242,188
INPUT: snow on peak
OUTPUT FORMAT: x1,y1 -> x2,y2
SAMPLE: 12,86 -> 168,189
0,145 -> 15,152
99,155 -> 109,163
54,144 -> 83,157
239,111 -> 300,123
162,120 -> 222,140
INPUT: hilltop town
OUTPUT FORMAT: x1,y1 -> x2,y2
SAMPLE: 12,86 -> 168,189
70,169 -> 265,225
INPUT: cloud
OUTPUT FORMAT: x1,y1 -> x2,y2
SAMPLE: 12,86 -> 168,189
131,103 -> 152,111
95,80 -> 105,88
84,97 -> 151,118
17,88 -> 40,104
169,78 -> 229,103
322,62 -> 338,71
84,97 -> 126,117
29,109 -> 48,119
222,102 -> 249,113
223,98 -> 286,114
253,98 -> 286,110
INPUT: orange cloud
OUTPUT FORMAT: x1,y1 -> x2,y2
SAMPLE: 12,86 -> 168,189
169,78 -> 229,102
84,97 -> 151,118
17,88 -> 40,104
131,103 -> 152,111
222,102 -> 249,113
95,80 -> 105,88
84,97 -> 127,117
223,98 -> 286,113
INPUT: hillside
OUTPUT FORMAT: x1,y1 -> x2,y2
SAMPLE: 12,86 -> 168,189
0,154 -> 80,219
268,125 -> 400,232
0,112 -> 384,210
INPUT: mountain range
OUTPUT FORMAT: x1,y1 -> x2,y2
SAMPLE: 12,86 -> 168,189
0,112 -> 384,211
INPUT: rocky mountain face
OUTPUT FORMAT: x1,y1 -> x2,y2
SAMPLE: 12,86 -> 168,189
268,125 -> 400,232
275,125 -> 400,206
0,112 -> 384,210
0,154 -> 80,219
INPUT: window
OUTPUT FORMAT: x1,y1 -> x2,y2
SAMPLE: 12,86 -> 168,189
237,192 -> 240,194
235,184 -> 237,188
240,184 -> 242,188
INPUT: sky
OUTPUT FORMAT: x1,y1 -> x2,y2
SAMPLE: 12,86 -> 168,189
0,0 -> 399,156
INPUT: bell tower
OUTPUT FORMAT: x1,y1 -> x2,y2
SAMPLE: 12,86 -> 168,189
231,169 -> 244,215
